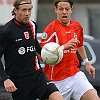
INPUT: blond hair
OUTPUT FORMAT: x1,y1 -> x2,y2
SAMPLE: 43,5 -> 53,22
12,0 -> 32,16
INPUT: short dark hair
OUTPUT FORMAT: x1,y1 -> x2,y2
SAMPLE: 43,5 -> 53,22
53,0 -> 73,8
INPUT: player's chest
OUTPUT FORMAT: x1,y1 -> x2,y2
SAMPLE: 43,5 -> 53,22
10,28 -> 35,46
56,27 -> 80,43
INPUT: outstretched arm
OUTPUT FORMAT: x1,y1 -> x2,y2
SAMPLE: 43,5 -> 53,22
77,46 -> 95,79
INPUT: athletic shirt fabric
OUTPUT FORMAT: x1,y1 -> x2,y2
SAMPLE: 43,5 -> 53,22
0,18 -> 42,81
40,19 -> 84,81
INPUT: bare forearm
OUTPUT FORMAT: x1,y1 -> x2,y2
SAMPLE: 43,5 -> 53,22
77,46 -> 90,64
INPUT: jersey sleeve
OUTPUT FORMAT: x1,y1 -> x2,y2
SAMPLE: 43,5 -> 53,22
0,31 -> 9,81
35,38 -> 42,55
40,23 -> 56,47
77,23 -> 84,48
34,22 -> 42,55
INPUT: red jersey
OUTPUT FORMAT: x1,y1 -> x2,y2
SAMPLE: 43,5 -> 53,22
40,19 -> 84,81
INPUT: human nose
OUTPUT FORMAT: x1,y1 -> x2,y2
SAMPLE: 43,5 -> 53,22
25,10 -> 30,15
63,9 -> 67,13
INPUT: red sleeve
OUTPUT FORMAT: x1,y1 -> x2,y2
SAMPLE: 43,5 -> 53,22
40,22 -> 56,47
76,22 -> 84,48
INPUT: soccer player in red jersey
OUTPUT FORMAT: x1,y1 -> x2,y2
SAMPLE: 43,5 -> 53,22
0,0 -> 64,100
40,0 -> 100,100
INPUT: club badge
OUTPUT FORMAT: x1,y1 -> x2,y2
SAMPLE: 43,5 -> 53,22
24,31 -> 29,39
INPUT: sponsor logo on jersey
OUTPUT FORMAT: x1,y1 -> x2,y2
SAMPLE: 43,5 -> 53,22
64,48 -> 77,54
18,47 -> 26,55
18,46 -> 35,55
24,31 -> 29,39
42,32 -> 47,39
66,31 -> 71,34
15,38 -> 22,41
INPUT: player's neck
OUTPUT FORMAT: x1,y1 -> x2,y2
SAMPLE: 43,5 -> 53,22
57,18 -> 70,26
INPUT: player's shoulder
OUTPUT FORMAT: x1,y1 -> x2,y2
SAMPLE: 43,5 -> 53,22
4,19 -> 14,28
45,19 -> 60,30
30,20 -> 38,29
2,19 -> 15,33
47,19 -> 57,26
30,20 -> 37,25
71,20 -> 82,28
71,20 -> 81,26
0,19 -> 15,37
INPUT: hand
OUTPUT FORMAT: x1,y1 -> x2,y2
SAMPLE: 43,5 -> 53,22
4,79 -> 18,92
63,38 -> 80,50
85,62 -> 95,79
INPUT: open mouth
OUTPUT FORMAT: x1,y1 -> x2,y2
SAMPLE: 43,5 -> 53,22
62,16 -> 67,18
62,16 -> 68,19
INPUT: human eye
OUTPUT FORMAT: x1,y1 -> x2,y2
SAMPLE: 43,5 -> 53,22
59,7 -> 63,11
65,7 -> 71,11
28,8 -> 32,12
22,9 -> 27,12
